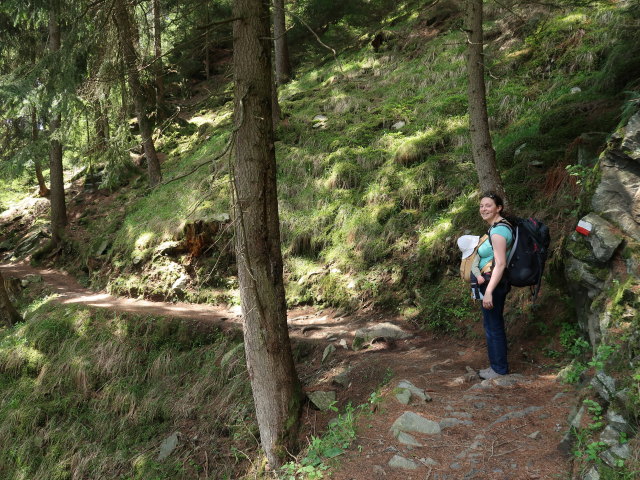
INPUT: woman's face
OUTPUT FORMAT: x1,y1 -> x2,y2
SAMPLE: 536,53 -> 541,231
479,197 -> 502,222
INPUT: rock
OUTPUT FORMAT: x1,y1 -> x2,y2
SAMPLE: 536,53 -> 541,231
450,462 -> 463,470
569,406 -> 586,429
492,374 -> 528,387
391,120 -> 406,130
397,431 -> 423,447
158,432 -> 180,460
313,114 -> 328,123
395,388 -> 412,405
579,213 -> 624,263
307,391 -> 336,411
599,425 -> 621,447
592,112 -> 640,241
332,368 -> 352,387
590,371 -> 616,401
388,454 -> 418,470
600,442 -> 631,467
397,380 -> 431,402
154,240 -> 184,256
353,322 -> 412,350
338,339 -> 348,349
565,257 -> 607,291
606,410 -> 631,432
451,412 -> 472,419
440,418 -> 474,428
390,411 -> 441,436
490,406 -> 542,427
582,466 -> 600,480
419,457 -> 438,466
570,87 -> 582,94
622,111 -> 640,161
171,274 -> 189,291
322,344 -> 336,363
527,431 -> 541,440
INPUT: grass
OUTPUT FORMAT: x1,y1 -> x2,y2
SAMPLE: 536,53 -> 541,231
0,296 -> 255,480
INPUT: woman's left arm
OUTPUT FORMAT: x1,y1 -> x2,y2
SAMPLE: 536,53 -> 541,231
482,234 -> 507,309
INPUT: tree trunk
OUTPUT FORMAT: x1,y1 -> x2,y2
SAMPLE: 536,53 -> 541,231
113,0 -> 163,186
153,0 -> 165,118
31,108 -> 50,197
232,0 -> 303,468
0,272 -> 22,326
465,0 -> 506,201
271,78 -> 281,127
48,4 -> 67,243
273,0 -> 291,85
94,100 -> 110,151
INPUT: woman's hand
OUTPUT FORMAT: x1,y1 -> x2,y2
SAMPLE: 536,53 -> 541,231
483,291 -> 493,309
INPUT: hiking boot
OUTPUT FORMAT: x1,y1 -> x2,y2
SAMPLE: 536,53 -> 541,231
479,367 -> 492,377
479,367 -> 504,380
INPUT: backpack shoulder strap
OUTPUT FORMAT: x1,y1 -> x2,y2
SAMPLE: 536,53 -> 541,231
487,219 -> 513,245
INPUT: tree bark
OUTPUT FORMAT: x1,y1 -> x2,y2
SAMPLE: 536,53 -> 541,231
31,108 -> 50,197
273,0 -> 291,85
153,0 -> 165,118
0,272 -> 22,326
48,4 -> 67,243
232,0 -> 303,468
113,0 -> 163,186
465,0 -> 506,201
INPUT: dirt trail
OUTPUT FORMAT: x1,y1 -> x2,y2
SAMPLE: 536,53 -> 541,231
1,261 -> 577,479
0,261 -> 242,330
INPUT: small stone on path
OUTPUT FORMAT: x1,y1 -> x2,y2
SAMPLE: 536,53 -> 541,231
322,344 -> 336,363
390,411 -> 441,436
388,454 -> 418,470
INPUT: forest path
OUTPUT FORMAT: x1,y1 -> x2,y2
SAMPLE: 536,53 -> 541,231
0,261 -> 577,479
0,261 -> 242,330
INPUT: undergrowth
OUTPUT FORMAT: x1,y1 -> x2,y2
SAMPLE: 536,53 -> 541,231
0,298 -> 255,480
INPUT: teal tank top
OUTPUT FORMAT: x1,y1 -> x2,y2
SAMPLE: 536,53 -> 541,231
477,224 -> 513,270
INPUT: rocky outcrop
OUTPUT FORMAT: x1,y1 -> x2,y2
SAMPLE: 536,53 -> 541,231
592,111 -> 640,241
563,109 -> 640,478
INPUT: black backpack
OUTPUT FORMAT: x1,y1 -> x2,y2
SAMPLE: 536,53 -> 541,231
489,217 -> 551,299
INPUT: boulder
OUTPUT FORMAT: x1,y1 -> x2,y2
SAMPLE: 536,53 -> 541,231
307,390 -> 336,411
621,111 -> 640,161
592,112 -> 640,241
579,213 -> 624,263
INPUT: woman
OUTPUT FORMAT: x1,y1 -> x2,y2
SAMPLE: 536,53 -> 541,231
476,192 -> 513,380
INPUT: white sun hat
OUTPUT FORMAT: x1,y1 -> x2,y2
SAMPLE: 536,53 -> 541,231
457,235 -> 480,259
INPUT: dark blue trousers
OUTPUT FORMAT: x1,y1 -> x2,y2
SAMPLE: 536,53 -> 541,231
481,281 -> 510,375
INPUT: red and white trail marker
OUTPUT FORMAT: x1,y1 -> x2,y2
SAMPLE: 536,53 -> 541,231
576,219 -> 593,236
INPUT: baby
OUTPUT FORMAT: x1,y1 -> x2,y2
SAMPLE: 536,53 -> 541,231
471,254 -> 485,285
